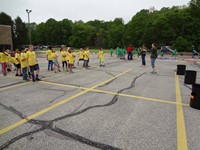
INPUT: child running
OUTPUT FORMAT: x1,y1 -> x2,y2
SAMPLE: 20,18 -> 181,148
98,48 -> 105,67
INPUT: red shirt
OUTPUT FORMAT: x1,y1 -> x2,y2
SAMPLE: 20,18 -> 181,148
127,47 -> 133,53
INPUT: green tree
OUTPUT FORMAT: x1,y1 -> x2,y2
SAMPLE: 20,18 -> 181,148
173,36 -> 191,52
107,18 -> 124,48
0,12 -> 13,25
13,16 -> 28,47
69,23 -> 95,48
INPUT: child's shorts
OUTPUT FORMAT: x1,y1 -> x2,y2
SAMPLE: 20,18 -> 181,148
99,58 -> 104,62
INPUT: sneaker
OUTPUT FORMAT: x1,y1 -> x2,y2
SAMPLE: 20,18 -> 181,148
15,74 -> 19,76
36,78 -> 41,81
54,71 -> 57,73
58,70 -> 61,72
20,74 -> 23,76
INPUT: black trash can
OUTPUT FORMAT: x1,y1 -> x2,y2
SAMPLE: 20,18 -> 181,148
177,65 -> 186,75
190,84 -> 200,110
184,70 -> 197,85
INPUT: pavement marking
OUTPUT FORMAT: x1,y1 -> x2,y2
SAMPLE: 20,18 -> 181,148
0,69 -> 131,135
0,82 -> 30,91
176,60 -> 187,63
41,81 -> 189,107
175,74 -> 188,150
0,67 -> 93,91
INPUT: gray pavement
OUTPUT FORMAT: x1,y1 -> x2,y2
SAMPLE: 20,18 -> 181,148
0,53 -> 200,150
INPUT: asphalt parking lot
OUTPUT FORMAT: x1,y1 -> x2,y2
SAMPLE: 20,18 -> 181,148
0,53 -> 200,150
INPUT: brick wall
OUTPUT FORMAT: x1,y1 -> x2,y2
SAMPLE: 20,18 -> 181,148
0,25 -> 13,50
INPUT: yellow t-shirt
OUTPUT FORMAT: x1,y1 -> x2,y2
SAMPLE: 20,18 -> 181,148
83,50 -> 90,60
20,52 -> 28,68
6,53 -> 11,63
72,52 -> 76,62
68,53 -> 74,64
15,53 -> 21,65
27,51 -> 37,66
1,52 -> 7,63
98,51 -> 104,59
0,52 -> 3,63
78,51 -> 83,59
52,52 -> 58,60
46,49 -> 53,60
66,51 -> 69,61
61,51 -> 67,61
10,57 -> 16,64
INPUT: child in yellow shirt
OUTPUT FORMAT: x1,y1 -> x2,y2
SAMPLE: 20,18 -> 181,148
46,47 -> 53,71
98,48 -> 105,67
26,45 -> 41,81
83,47 -> 90,68
68,47 -> 75,73
20,48 -> 28,81
52,49 -> 61,73
1,49 -> 8,76
77,48 -> 84,65
15,49 -> 22,76
60,48 -> 68,71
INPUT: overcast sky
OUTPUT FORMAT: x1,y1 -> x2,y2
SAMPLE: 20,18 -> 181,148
0,0 -> 189,24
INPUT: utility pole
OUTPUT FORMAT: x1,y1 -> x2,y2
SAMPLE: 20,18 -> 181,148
26,9 -> 32,44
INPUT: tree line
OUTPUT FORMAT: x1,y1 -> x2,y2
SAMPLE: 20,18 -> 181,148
0,0 -> 200,51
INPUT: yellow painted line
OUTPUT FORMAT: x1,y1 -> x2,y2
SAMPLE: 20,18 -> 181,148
41,81 -> 189,107
42,65 -> 98,80
0,69 -> 131,135
176,60 -> 187,63
0,82 -> 30,91
175,74 -> 188,150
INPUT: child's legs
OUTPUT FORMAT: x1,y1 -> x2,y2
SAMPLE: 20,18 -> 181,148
2,63 -> 7,75
49,60 -> 53,70
48,60 -> 50,70
30,65 -> 35,80
62,61 -> 64,68
22,67 -> 28,80
151,58 -> 156,68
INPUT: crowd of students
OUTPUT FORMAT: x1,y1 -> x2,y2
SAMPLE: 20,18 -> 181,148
1,43 -> 199,80
46,47 -> 92,73
0,45 -> 41,81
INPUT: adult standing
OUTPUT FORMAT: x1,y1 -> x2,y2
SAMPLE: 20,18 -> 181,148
127,44 -> 133,60
150,43 -> 158,74
140,44 -> 147,66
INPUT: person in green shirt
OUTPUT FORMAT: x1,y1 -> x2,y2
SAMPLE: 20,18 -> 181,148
109,48 -> 113,57
172,49 -> 178,58
116,47 -> 120,57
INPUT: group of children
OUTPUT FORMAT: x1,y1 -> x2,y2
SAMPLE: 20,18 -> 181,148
0,45 -> 41,81
46,47 -> 94,73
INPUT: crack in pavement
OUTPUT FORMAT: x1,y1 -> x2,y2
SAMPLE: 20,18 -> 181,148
0,72 -> 146,150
